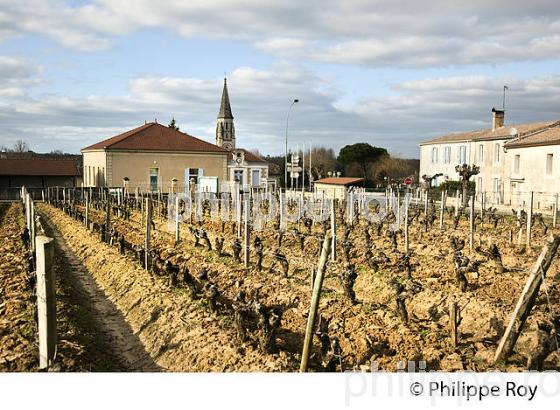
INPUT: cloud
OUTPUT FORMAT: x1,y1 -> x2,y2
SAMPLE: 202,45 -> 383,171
2,1 -> 560,66
1,57 -> 559,157
0,56 -> 43,98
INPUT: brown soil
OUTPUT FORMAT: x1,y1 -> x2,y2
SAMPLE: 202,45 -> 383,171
0,203 -> 37,371
39,202 -> 560,372
39,204 -> 297,371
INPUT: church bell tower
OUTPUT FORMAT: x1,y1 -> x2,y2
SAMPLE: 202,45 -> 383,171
216,78 -> 235,150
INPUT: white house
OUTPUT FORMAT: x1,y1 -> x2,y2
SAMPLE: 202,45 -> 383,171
419,108 -> 560,207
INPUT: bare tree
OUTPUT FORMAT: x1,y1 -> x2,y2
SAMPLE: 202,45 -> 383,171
13,139 -> 29,153
455,164 -> 480,207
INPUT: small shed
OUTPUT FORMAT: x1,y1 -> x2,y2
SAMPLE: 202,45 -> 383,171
314,177 -> 365,200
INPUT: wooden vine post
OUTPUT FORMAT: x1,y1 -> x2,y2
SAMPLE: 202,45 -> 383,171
526,191 -> 533,250
404,194 -> 409,254
85,191 -> 90,229
174,195 -> 180,243
553,193 -> 558,229
439,190 -> 446,230
145,197 -> 152,270
243,198 -> 250,268
494,234 -> 560,363
300,234 -> 332,372
449,297 -> 459,347
105,194 -> 111,243
36,235 -> 56,370
331,199 -> 336,261
469,195 -> 475,251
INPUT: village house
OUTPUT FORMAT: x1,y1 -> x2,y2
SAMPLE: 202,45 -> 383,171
81,122 -> 229,192
82,78 -> 271,193
419,108 -> 560,207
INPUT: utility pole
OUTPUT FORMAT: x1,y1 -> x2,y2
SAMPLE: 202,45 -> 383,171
284,99 -> 299,191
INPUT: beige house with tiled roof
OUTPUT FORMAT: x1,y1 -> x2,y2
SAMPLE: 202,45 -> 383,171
81,122 -> 229,192
419,108 -> 560,207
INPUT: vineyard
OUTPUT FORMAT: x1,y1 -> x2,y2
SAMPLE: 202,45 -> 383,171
6,186 -> 560,372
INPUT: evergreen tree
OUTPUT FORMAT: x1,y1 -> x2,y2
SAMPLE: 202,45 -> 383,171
168,118 -> 179,131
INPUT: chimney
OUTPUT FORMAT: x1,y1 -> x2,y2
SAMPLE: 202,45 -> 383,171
492,107 -> 505,131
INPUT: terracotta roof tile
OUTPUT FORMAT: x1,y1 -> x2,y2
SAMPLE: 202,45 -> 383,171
0,158 -> 80,176
230,149 -> 267,163
315,177 -> 365,186
82,122 -> 229,153
419,120 -> 559,145
504,123 -> 560,148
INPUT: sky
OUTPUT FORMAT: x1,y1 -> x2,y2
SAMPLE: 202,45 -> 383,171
0,1 -> 559,158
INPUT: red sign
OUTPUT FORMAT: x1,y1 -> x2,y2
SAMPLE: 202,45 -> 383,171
403,177 -> 413,186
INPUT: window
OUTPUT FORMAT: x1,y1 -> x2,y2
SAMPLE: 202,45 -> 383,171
514,154 -> 520,174
149,168 -> 159,191
444,146 -> 451,163
457,145 -> 467,164
188,168 -> 200,184
545,154 -> 553,175
478,144 -> 484,163
233,169 -> 244,183
493,178 -> 500,193
494,143 -> 500,164
251,169 -> 261,187
184,168 -> 203,191
431,147 -> 438,164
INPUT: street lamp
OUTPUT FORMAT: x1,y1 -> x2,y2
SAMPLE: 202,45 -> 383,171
284,99 -> 299,191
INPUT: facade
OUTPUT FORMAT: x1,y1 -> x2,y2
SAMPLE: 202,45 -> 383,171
419,108 -> 560,207
314,177 -> 365,200
214,78 -> 272,191
81,122 -> 229,192
0,158 -> 81,188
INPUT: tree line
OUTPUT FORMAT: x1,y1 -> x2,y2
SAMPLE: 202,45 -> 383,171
264,142 -> 419,188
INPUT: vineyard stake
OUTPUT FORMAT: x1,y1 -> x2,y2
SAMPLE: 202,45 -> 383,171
449,297 -> 459,347
105,196 -> 111,243
516,208 -> 523,245
439,190 -> 445,230
175,195 -> 180,243
527,191 -> 533,251
424,189 -> 428,216
300,234 -> 332,372
243,198 -> 250,268
404,194 -> 409,254
469,195 -> 474,251
85,191 -> 90,229
331,199 -> 336,261
494,234 -> 560,363
553,193 -> 558,228
145,197 -> 152,270
36,235 -> 56,370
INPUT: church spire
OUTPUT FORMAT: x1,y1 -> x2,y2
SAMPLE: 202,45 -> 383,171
216,77 -> 235,150
218,77 -> 234,119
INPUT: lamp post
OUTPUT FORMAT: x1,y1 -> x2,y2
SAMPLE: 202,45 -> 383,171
285,99 -> 299,191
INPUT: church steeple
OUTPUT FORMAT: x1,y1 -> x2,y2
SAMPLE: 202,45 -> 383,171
218,78 -> 234,120
216,77 -> 235,150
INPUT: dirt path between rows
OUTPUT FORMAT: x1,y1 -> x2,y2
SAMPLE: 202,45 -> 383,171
41,214 -> 161,372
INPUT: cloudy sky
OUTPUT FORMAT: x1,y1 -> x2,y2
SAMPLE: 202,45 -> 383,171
1,0 -> 559,158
